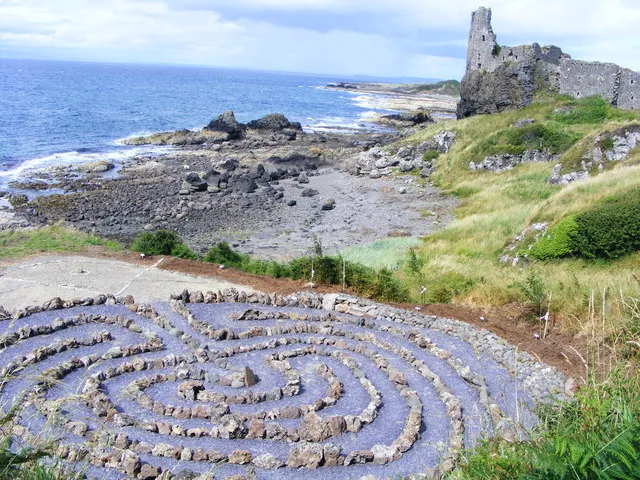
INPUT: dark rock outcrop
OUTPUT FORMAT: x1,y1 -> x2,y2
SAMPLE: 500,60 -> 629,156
247,114 -> 302,131
457,61 -> 548,119
205,110 -> 245,139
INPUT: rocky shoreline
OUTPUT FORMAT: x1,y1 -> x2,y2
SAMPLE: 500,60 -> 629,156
3,107 -> 457,260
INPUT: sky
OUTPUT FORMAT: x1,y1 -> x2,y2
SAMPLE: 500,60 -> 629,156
1,0 -> 640,80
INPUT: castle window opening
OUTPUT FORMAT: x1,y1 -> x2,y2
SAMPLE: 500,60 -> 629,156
478,63 -> 482,68
482,35 -> 486,41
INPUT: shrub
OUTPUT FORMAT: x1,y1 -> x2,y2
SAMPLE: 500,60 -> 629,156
571,191 -> 640,259
203,242 -> 248,267
600,135 -> 615,151
515,270 -> 547,316
529,216 -> 578,260
169,242 -> 199,260
131,230 -> 197,259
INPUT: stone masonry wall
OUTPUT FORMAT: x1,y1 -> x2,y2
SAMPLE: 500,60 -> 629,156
459,6 -> 640,118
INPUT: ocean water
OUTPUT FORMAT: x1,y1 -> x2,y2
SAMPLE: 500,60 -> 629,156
0,58 -> 398,189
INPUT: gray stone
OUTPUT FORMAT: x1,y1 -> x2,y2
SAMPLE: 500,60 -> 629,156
244,366 -> 257,387
286,443 -> 323,469
252,453 -> 284,469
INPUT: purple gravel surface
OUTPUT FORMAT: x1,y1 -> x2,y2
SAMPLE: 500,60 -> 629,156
0,300 -> 545,479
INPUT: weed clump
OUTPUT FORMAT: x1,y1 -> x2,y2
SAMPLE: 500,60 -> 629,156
131,230 -> 198,259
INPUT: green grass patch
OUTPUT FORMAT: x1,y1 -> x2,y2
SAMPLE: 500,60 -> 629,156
341,237 -> 421,270
451,368 -> 640,480
550,95 -> 637,125
422,149 -> 440,161
0,225 -> 121,259
474,123 -> 582,158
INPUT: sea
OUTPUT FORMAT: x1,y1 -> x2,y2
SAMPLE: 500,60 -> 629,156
0,58 -> 422,191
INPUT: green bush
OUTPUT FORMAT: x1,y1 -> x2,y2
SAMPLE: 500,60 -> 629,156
570,193 -> 640,259
529,216 -> 578,260
131,230 -> 198,259
426,272 -> 475,303
203,242 -> 248,267
169,242 -> 199,260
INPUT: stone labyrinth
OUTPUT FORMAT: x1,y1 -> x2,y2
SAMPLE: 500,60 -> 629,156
0,290 -> 568,479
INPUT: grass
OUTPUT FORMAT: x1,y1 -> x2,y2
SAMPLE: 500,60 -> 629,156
387,94 -> 640,334
340,237 -> 421,269
0,225 -> 121,260
450,295 -> 640,480
203,242 -> 410,302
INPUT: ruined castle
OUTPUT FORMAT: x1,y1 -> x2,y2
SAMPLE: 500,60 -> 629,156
457,7 -> 640,118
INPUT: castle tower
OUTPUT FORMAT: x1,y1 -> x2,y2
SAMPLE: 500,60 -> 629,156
466,7 -> 497,72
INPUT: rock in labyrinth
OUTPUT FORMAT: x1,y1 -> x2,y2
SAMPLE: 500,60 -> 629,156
0,290 -> 568,479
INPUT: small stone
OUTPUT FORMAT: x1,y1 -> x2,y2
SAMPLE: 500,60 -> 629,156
252,453 -> 284,469
247,419 -> 265,439
121,451 -> 141,477
139,464 -> 161,479
244,366 -> 257,387
344,449 -> 374,465
228,450 -> 252,465
286,443 -> 323,469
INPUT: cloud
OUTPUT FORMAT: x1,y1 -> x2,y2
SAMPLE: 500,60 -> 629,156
1,0 -> 639,78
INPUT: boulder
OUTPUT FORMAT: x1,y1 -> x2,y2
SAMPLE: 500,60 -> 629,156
205,110 -> 245,139
76,160 -> 115,173
180,173 -> 208,194
301,188 -> 319,197
247,113 -> 302,131
234,176 -> 258,194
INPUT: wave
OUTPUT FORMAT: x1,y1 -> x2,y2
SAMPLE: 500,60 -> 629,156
0,145 -> 173,188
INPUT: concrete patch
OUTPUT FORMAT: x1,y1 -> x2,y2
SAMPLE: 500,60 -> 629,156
0,255 -> 252,311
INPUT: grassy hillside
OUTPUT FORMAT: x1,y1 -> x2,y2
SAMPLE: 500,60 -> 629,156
371,94 -> 640,337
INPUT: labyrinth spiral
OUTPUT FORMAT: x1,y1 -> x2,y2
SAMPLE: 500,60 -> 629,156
0,290 -> 567,479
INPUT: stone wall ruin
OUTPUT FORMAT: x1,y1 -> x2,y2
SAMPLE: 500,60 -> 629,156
458,7 -> 640,118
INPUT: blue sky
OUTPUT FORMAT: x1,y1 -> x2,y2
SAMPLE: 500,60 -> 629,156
2,0 -> 640,80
